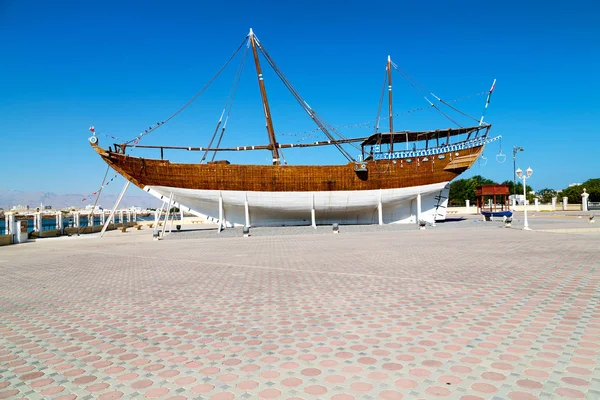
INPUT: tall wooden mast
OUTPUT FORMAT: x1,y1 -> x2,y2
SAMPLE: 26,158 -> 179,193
249,28 -> 280,165
387,55 -> 394,152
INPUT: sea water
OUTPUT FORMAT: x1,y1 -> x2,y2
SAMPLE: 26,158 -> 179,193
0,217 -> 98,235
0,215 -> 155,235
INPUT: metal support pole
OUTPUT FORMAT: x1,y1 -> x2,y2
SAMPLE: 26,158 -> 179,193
523,176 -> 530,230
245,193 -> 251,228
417,192 -> 422,224
168,202 -> 178,234
153,202 -> 165,237
513,152 -> 516,196
218,193 -> 224,233
167,209 -> 173,234
101,181 -> 130,237
311,194 -> 316,229
512,146 -> 524,197
161,192 -> 174,237
378,190 -> 383,225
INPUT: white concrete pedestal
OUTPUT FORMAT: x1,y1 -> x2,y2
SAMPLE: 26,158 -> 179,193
582,189 -> 589,212
5,213 -> 15,237
56,212 -> 63,234
14,220 -> 28,243
34,212 -> 42,235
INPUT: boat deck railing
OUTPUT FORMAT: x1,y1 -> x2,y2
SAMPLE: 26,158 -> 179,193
372,135 -> 500,161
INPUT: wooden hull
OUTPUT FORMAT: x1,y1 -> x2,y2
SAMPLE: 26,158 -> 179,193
93,145 -> 482,191
92,143 -> 483,225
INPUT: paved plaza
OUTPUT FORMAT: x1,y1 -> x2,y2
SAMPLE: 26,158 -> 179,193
1,215 -> 599,399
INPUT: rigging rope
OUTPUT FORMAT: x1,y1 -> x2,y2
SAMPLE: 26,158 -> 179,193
432,94 -> 480,123
200,42 -> 250,163
316,112 -> 362,152
390,63 -> 462,128
211,43 -> 250,162
78,165 -> 111,234
276,91 -> 487,143
254,36 -> 355,162
81,172 -> 120,202
390,60 -> 484,125
496,136 -> 506,163
201,110 -> 225,163
374,70 -> 387,134
123,37 -> 249,146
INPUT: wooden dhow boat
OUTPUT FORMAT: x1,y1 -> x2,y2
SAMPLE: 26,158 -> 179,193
90,29 -> 500,228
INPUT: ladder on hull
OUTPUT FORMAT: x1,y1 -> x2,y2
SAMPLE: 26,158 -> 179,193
433,183 -> 451,221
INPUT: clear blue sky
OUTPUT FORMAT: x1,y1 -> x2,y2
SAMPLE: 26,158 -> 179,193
1,0 -> 599,199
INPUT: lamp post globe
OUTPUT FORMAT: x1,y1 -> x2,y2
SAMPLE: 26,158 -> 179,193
516,168 -> 523,179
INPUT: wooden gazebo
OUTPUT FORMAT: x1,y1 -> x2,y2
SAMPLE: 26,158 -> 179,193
476,184 -> 510,213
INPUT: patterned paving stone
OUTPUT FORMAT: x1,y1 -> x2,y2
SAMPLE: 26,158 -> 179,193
1,221 -> 599,399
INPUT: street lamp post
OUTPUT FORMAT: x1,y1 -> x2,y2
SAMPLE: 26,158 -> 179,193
513,146 -> 524,197
516,167 -> 533,230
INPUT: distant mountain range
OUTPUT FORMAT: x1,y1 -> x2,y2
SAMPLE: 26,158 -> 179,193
0,189 -> 161,210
